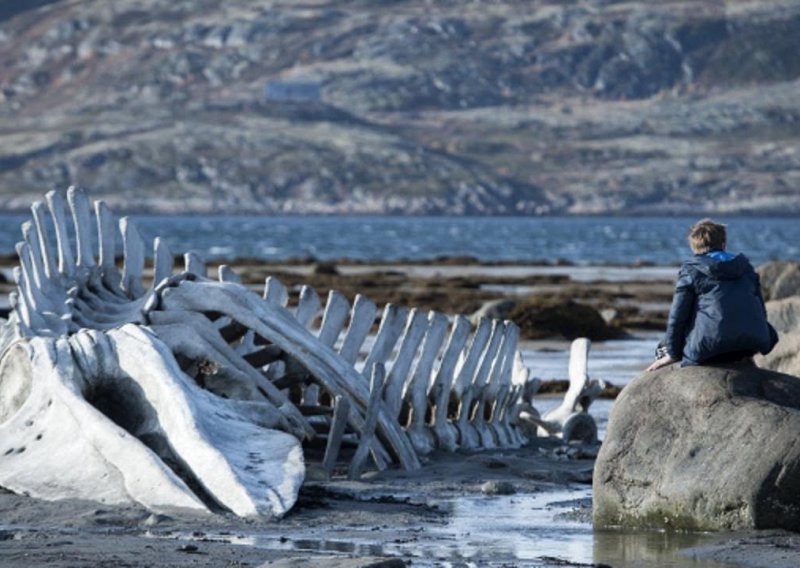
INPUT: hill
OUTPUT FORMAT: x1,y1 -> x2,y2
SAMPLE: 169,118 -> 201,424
0,0 -> 798,214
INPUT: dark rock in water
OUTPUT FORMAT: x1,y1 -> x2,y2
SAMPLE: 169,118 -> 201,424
594,365 -> 800,531
312,261 -> 340,276
508,298 -> 624,341
758,261 -> 800,301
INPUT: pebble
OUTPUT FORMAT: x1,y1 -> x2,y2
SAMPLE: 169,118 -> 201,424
142,513 -> 172,526
480,480 -> 516,495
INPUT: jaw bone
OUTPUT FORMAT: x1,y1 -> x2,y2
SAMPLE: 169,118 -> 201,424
2,187 -> 308,517
0,326 -> 304,517
1,186 -> 600,518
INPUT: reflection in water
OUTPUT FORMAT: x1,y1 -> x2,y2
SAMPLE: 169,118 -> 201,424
157,490 -> 745,567
428,490 -> 596,563
594,529 -> 739,568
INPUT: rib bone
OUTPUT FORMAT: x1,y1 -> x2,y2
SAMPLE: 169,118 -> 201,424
0,187 -> 601,517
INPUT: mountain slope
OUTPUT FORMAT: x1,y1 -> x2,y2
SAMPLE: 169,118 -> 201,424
0,0 -> 798,214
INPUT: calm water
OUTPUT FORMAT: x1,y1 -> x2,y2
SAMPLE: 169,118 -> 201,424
0,214 -> 798,265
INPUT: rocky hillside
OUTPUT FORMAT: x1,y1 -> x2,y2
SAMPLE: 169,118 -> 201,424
0,0 -> 798,214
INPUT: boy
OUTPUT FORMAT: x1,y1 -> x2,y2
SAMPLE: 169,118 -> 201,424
647,218 -> 778,371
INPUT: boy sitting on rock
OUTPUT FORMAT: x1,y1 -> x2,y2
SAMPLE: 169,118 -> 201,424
647,218 -> 778,371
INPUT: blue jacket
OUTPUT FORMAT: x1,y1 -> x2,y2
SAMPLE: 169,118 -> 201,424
664,251 -> 778,366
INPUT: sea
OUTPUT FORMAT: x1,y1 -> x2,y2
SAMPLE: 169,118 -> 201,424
0,214 -> 798,266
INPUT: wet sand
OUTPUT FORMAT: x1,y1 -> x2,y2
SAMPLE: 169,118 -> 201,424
0,442 -> 598,568
2,442 -> 798,568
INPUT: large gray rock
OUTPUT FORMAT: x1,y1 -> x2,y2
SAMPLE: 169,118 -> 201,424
756,297 -> 800,377
758,261 -> 800,301
594,365 -> 800,531
757,331 -> 800,378
765,297 -> 800,334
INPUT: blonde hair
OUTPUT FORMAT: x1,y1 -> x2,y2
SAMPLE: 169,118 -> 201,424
688,218 -> 727,254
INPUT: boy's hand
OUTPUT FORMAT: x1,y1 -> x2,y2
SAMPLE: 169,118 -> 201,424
646,355 -> 675,372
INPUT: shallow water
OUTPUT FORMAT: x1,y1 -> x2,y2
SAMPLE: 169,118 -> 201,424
165,488 -> 741,567
427,491 -> 740,568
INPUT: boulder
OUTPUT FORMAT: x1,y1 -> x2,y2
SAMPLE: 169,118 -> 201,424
757,332 -> 800,378
765,296 -> 800,334
507,297 -> 624,341
758,261 -> 800,301
756,297 -> 800,377
594,364 -> 800,531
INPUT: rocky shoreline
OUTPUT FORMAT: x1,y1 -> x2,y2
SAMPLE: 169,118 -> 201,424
1,259 -> 799,566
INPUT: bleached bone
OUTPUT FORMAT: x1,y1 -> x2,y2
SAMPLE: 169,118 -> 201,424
430,316 -> 472,451
322,395 -> 351,477
46,190 -> 75,278
317,291 -> 350,347
402,311 -> 449,454
294,285 -> 322,329
153,237 -> 174,288
361,303 -> 408,378
383,309 -> 428,421
264,277 -> 289,307
2,189 -> 310,517
155,280 -> 420,471
218,265 -> 241,284
120,217 -> 146,297
476,323 -> 520,448
517,338 -> 603,443
456,320 -> 506,450
0,327 -> 303,517
184,252 -> 206,277
144,309 -> 312,438
305,291 -> 350,408
339,295 -> 377,364
1,187 -> 591,518
349,363 -> 386,480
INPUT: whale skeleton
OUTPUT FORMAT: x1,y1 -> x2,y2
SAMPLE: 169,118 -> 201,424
0,187 -> 603,517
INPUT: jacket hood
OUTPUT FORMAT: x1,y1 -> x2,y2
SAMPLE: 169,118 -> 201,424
687,251 -> 751,280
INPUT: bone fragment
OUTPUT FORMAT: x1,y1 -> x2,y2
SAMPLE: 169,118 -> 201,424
457,320 -> 505,449
294,285 -> 321,329
119,217 -> 146,298
361,303 -> 408,379
322,395 -> 351,477
383,308 -> 428,421
218,265 -> 241,284
31,201 -> 57,281
153,237 -> 174,288
430,316 -> 471,451
184,252 -> 206,278
263,277 -> 289,307
349,363 -> 386,480
338,295 -> 377,364
45,191 -> 75,278
404,311 -> 449,454
67,187 -> 96,269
